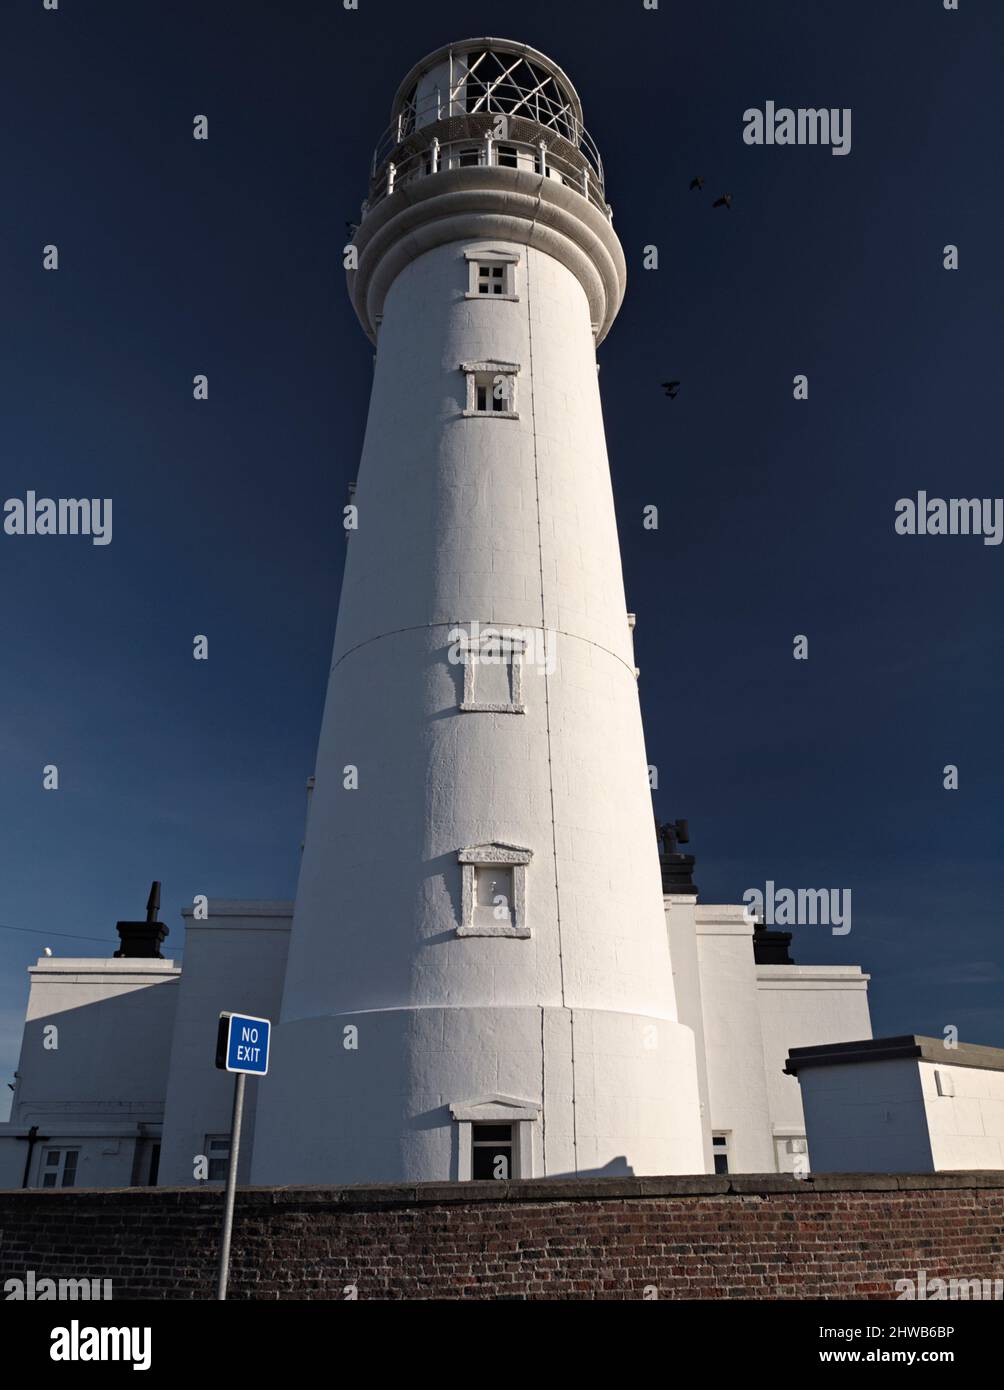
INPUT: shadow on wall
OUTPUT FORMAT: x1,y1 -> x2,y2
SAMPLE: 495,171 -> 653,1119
546,1156 -> 635,1178
3,982 -> 179,1188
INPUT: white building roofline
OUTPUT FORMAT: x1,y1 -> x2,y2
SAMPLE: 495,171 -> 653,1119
180,900 -> 293,919
756,966 -> 871,987
27,959 -> 180,977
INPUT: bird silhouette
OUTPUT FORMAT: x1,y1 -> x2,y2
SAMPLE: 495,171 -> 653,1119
689,176 -> 705,191
43,947 -> 53,957
712,194 -> 732,210
661,381 -> 681,399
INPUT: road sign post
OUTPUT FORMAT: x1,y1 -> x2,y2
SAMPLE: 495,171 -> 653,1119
213,1011 -> 270,1302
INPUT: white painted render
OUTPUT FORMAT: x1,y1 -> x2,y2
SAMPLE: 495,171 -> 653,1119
685,911 -> 873,1174
0,957 -> 179,1189
798,1059 -> 935,1171
251,219 -> 707,1182
665,896 -> 714,1172
798,1055 -> 1004,1172
694,906 -> 776,1172
921,1059 -> 1004,1169
756,964 -> 871,1172
158,903 -> 291,1186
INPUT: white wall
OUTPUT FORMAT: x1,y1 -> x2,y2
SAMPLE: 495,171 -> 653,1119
665,896 -> 713,1172
695,906 -> 774,1172
799,1058 -> 934,1171
0,957 -> 179,1189
159,904 -> 291,1186
757,964 -> 871,1171
795,1039 -> 1004,1173
921,1060 -> 1004,1170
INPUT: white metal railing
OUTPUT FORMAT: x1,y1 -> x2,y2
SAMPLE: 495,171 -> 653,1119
384,64 -> 588,143
366,132 -> 611,221
370,87 -> 605,189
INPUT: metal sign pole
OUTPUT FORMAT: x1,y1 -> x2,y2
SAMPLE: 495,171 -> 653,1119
212,1009 -> 269,1301
215,1070 -> 246,1301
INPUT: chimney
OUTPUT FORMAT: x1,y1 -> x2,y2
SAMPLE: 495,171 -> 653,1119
656,817 -> 699,897
114,881 -> 169,959
752,920 -> 795,965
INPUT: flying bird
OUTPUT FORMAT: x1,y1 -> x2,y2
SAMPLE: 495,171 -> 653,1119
661,381 -> 681,399
712,194 -> 732,210
689,176 -> 705,191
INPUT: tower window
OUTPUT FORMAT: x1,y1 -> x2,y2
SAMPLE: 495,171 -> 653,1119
461,359 -> 520,418
478,264 -> 505,294
457,843 -> 532,937
457,627 -> 526,713
474,864 -> 514,930
475,375 -> 509,412
471,1123 -> 514,1179
496,144 -> 519,169
450,1096 -> 540,1181
465,251 -> 519,301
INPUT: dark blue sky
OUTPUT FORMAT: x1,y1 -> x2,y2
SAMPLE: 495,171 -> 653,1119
2,0 -> 1001,1114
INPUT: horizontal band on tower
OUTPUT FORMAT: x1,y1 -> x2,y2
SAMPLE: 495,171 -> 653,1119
347,167 -> 627,345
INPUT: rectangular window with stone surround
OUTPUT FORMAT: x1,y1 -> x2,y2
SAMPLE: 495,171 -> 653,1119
465,250 -> 519,300
450,1097 -> 541,1180
460,630 -> 526,713
461,359 -> 520,418
457,843 -> 532,937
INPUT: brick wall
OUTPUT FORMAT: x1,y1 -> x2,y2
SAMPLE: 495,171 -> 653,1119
1,1174 -> 1002,1299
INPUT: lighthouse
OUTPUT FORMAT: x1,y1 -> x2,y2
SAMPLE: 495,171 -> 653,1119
251,38 -> 706,1183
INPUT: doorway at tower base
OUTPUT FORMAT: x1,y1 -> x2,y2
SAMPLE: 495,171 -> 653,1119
250,1006 -> 706,1184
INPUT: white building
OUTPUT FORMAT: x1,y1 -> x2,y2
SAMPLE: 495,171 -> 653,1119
0,844 -> 875,1188
0,951 -> 178,1191
1,39 -> 995,1191
787,1037 -> 1004,1173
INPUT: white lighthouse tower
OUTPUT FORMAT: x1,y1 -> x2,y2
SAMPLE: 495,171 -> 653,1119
251,38 -> 705,1184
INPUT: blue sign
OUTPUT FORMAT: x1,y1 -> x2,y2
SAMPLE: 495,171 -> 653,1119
215,1012 -> 270,1075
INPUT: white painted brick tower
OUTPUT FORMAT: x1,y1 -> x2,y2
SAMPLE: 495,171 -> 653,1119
251,38 -> 705,1183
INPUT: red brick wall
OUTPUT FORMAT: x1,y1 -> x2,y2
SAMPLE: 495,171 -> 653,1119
1,1174 -> 1002,1300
